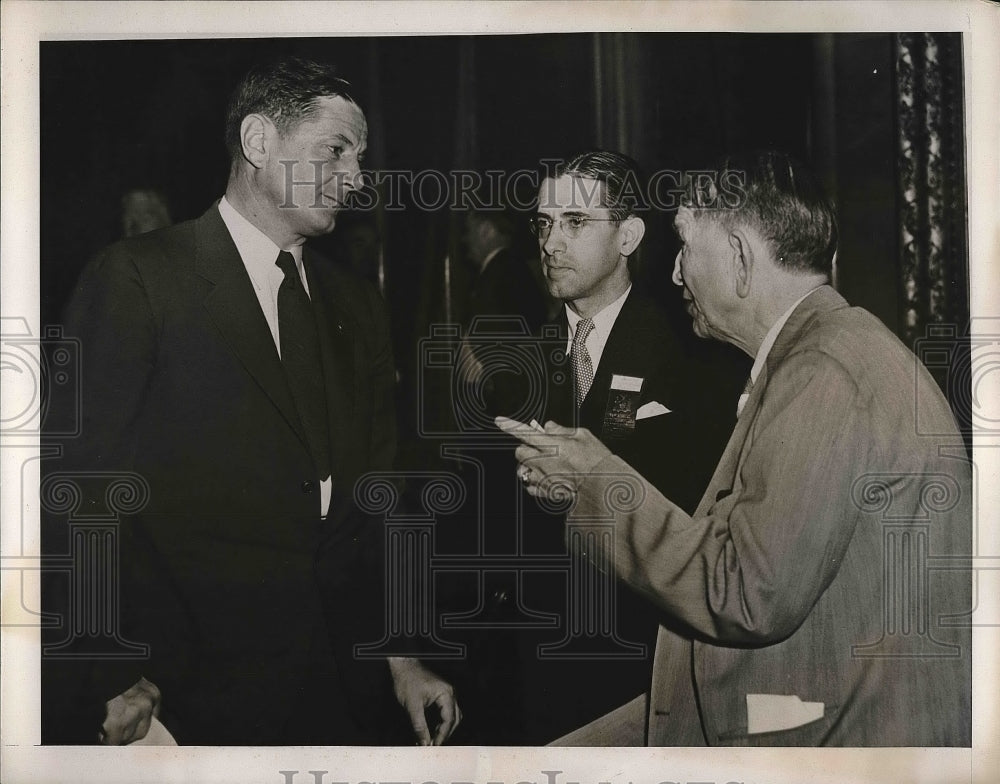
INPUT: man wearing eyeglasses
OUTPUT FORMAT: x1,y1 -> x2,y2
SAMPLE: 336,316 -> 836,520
489,150 -> 737,744
501,151 -> 971,746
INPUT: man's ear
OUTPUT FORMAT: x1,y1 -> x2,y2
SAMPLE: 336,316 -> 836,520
729,228 -> 754,298
239,114 -> 270,169
620,215 -> 646,257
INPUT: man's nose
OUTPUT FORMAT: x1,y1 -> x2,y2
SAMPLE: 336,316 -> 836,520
671,251 -> 683,286
541,222 -> 566,256
342,160 -> 364,192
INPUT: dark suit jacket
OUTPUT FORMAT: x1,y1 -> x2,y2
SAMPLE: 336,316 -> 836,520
511,288 -> 739,743
42,204 -> 397,744
547,289 -> 737,513
466,247 -> 548,338
573,286 -> 972,745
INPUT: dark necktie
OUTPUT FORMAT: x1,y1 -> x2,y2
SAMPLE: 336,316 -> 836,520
275,251 -> 331,478
572,317 -> 596,410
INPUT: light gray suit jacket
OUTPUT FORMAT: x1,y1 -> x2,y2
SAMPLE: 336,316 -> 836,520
571,286 -> 971,746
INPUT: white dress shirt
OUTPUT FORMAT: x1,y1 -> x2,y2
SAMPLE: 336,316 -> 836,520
217,197 -> 331,515
565,284 -> 632,374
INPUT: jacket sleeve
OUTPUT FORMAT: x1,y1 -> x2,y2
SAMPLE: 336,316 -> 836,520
571,349 -> 872,644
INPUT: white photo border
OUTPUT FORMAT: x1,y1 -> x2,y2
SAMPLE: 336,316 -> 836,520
2,2 -> 998,783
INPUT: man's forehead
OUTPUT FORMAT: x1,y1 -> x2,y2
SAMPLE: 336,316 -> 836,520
537,174 -> 607,212
305,95 -> 367,142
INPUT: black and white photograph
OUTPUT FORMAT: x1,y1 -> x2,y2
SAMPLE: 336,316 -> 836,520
1,2 -> 998,783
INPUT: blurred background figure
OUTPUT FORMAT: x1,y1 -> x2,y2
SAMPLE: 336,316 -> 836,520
462,207 -> 549,336
332,212 -> 384,292
120,187 -> 172,237
456,207 -> 550,395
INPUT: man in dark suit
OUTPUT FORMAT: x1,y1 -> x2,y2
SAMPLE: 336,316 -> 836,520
490,151 -> 737,744
454,207 -> 550,417
462,208 -> 549,334
502,151 -> 971,746
42,57 -> 459,746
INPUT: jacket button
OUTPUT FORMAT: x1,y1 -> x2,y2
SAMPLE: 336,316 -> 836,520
301,480 -> 315,493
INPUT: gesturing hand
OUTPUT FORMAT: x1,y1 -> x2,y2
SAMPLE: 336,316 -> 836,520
495,417 -> 612,499
99,676 -> 161,745
387,657 -> 461,745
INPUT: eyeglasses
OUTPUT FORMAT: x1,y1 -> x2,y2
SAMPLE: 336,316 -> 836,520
528,215 -> 618,239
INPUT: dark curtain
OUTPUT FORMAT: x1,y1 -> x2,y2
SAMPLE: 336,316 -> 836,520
40,34 -> 970,442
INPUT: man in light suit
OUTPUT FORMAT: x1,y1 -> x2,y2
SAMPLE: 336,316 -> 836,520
42,57 -> 459,746
501,150 -> 971,745
484,151 -> 739,744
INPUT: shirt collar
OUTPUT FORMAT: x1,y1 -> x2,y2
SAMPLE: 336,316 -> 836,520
218,196 -> 303,267
566,283 -> 632,341
749,285 -> 824,384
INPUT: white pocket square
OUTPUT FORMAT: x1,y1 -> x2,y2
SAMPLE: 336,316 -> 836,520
636,401 -> 671,420
746,693 -> 824,734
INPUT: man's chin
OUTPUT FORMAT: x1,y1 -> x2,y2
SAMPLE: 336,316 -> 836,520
308,210 -> 340,236
545,281 -> 572,301
690,318 -> 713,340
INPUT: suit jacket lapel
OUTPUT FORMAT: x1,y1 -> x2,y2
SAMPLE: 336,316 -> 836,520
194,204 -> 310,451
550,291 -> 646,431
543,315 -> 574,427
582,290 -> 645,431
695,366 -> 765,517
303,250 -> 356,484
582,290 -> 668,436
694,285 -> 848,517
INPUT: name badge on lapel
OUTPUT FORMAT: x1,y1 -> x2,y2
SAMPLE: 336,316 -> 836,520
603,374 -> 643,439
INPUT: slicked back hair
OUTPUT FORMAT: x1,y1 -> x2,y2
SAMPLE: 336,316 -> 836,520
552,150 -> 644,222
224,56 -> 359,167
684,150 -> 838,277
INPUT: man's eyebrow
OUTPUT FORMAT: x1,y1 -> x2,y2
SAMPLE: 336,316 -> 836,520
532,209 -> 592,218
322,133 -> 356,145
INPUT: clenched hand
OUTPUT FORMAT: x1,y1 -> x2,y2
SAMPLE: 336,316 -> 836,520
99,676 -> 161,745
